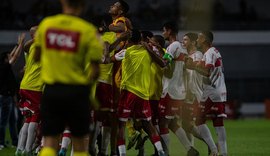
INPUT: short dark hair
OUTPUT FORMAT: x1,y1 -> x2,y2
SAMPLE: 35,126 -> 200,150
163,21 -> 178,34
66,0 -> 86,8
153,35 -> 165,48
184,32 -> 198,42
119,0 -> 129,14
201,31 -> 213,43
129,29 -> 141,43
141,30 -> 153,41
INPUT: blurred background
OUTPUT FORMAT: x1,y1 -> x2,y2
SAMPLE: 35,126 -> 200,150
1,0 -> 270,119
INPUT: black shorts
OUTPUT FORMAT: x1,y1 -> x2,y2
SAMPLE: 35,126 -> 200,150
41,84 -> 90,137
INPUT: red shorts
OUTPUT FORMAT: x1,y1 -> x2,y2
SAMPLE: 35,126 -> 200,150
117,90 -> 152,121
159,94 -> 183,119
96,82 -> 113,112
19,89 -> 42,122
196,98 -> 226,126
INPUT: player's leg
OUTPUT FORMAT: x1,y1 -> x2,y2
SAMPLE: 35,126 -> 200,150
212,103 -> 227,156
195,98 -> 218,155
58,129 -> 71,156
158,94 -> 172,155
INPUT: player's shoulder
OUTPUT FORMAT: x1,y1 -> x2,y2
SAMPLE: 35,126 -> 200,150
208,47 -> 220,53
195,51 -> 203,57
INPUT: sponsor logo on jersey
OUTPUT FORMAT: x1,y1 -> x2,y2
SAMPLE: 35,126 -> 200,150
46,29 -> 80,52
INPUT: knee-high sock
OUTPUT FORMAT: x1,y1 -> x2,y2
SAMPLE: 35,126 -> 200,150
90,121 -> 102,151
61,130 -> 71,149
25,122 -> 38,152
101,126 -> 111,155
174,127 -> 192,151
160,128 -> 170,155
215,126 -> 227,156
187,132 -> 194,146
16,123 -> 29,151
197,124 -> 218,153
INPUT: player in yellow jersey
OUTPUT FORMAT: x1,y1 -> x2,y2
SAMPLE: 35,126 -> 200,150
15,26 -> 43,156
34,0 -> 103,156
117,29 -> 165,156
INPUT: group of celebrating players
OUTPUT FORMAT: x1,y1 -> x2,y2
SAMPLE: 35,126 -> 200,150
10,0 -> 228,156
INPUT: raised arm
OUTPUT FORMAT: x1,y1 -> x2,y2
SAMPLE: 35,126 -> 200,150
8,33 -> 26,65
141,41 -> 167,68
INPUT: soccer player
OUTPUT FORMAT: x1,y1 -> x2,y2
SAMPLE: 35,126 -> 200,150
34,0 -> 103,156
193,31 -> 228,156
158,21 -> 199,156
89,16 -> 130,156
181,32 -> 204,145
15,26 -> 43,156
117,29 -> 165,156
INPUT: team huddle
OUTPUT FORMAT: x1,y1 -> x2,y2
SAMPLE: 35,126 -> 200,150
11,0 -> 228,156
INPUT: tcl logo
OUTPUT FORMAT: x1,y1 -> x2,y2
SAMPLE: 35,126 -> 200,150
46,29 -> 80,52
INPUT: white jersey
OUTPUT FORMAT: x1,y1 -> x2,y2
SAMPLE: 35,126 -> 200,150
185,51 -> 204,104
201,47 -> 227,102
161,41 -> 187,100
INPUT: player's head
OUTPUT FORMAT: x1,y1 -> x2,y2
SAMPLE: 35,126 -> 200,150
109,0 -> 129,16
162,21 -> 178,40
30,26 -> 38,39
129,29 -> 141,44
60,0 -> 86,15
182,32 -> 198,50
140,30 -> 153,42
197,31 -> 213,48
152,35 -> 165,48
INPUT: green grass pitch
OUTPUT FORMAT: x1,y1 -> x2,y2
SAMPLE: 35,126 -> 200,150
1,119 -> 270,156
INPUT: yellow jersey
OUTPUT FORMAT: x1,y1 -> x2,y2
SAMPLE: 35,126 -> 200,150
149,62 -> 164,100
35,14 -> 103,85
20,43 -> 43,91
120,45 -> 151,100
98,32 -> 117,84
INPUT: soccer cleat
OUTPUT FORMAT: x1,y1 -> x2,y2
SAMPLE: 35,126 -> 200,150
158,150 -> 166,156
58,148 -> 67,156
15,149 -> 23,156
187,147 -> 199,156
127,131 -> 140,150
209,151 -> 218,156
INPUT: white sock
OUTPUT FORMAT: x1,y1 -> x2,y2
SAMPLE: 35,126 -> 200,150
17,123 -> 29,151
197,124 -> 218,153
25,122 -> 38,152
160,133 -> 170,154
174,127 -> 192,151
187,133 -> 194,146
154,125 -> 160,133
101,126 -> 111,155
61,130 -> 71,149
90,121 -> 102,151
118,144 -> 126,156
154,141 -> 163,152
215,126 -> 227,156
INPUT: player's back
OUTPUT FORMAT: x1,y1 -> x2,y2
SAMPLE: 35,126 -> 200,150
121,45 -> 151,100
36,14 -> 103,85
